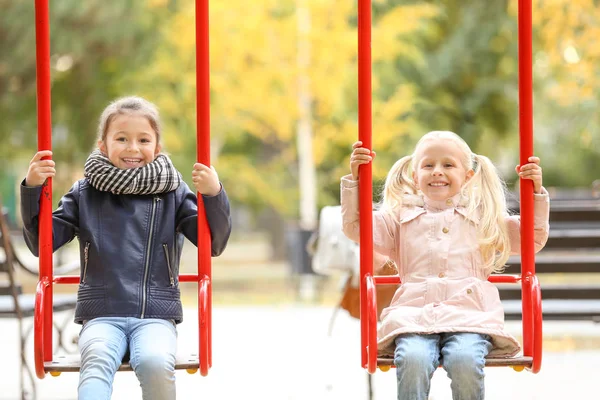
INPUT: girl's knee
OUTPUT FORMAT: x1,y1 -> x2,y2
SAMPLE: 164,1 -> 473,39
81,340 -> 121,368
134,352 -> 176,378
134,353 -> 177,400
81,340 -> 106,356
443,351 -> 485,377
394,347 -> 435,372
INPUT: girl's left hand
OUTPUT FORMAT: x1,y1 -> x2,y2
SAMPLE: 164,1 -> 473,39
192,163 -> 221,196
515,156 -> 543,194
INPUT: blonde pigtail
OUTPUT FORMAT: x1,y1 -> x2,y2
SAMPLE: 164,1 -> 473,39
379,155 -> 416,218
466,154 -> 511,274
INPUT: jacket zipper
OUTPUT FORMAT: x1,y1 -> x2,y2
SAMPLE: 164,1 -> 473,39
141,197 -> 160,318
163,244 -> 175,287
82,242 -> 90,284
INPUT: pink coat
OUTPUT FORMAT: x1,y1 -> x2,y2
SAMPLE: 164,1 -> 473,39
340,175 -> 550,357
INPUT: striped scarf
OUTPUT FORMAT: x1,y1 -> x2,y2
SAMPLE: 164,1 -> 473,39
84,150 -> 181,195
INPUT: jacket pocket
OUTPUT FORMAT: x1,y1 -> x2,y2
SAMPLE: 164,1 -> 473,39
446,280 -> 486,312
81,241 -> 91,284
162,244 -> 175,287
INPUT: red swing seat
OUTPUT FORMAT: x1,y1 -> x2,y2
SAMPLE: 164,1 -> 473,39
364,274 -> 541,372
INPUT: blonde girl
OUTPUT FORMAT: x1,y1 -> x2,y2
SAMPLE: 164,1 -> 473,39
341,131 -> 549,400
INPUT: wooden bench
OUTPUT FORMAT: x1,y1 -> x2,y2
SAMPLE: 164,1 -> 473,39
499,193 -> 600,322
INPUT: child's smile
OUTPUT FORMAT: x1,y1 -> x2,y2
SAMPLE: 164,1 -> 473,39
122,157 -> 144,168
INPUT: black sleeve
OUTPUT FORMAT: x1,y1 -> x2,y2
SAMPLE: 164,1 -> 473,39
175,182 -> 232,256
20,179 -> 80,256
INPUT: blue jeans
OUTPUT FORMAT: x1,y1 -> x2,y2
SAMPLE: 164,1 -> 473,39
394,333 -> 492,400
78,317 -> 178,400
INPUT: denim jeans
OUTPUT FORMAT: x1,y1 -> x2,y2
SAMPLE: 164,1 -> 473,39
393,332 -> 492,400
78,317 -> 178,400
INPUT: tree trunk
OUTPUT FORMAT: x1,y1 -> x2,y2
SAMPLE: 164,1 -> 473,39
296,0 -> 317,232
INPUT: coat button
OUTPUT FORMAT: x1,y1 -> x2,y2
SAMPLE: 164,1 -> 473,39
467,289 -> 473,294
438,272 -> 445,278
446,199 -> 453,206
442,227 -> 449,234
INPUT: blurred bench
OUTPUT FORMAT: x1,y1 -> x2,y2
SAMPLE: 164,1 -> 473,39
0,203 -> 79,400
499,189 -> 600,322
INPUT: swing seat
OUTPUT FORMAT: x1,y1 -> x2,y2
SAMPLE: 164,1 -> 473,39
360,273 -> 543,374
376,355 -> 534,369
34,274 -> 212,378
43,354 -> 201,374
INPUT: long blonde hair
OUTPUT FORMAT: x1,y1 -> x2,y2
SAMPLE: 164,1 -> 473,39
380,131 -> 510,274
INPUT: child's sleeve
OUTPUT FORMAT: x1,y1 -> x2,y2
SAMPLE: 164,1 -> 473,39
20,180 -> 80,256
340,174 -> 397,258
176,181 -> 232,256
506,187 -> 550,254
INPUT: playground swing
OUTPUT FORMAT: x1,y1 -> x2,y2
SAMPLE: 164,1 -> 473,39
32,0 -> 214,378
354,0 -> 542,374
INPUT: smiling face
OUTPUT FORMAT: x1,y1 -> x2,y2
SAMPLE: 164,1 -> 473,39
412,138 -> 474,201
98,112 -> 161,169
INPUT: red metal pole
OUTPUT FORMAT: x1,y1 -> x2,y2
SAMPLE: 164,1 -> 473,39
530,276 -> 543,373
365,276 -> 377,373
195,0 -> 212,376
518,0 -> 535,357
34,278 -> 51,378
357,0 -> 373,369
34,0 -> 53,366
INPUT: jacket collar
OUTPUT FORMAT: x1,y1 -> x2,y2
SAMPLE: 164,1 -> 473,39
399,193 -> 479,224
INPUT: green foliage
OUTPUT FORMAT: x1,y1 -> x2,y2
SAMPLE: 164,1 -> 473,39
371,0 -> 600,189
1,0 -> 599,223
379,0 -> 518,148
131,0 -> 434,219
0,0 -> 163,196
525,0 -> 600,187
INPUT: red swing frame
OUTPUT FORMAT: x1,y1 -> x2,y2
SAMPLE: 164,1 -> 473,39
356,0 -> 542,374
33,0 -> 214,378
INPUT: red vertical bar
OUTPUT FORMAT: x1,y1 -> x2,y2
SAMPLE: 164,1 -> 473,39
195,0 -> 212,375
357,0 -> 373,368
34,0 -> 53,365
518,0 -> 534,357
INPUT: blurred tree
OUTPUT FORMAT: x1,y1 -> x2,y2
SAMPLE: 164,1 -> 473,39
0,0 -> 164,197
523,0 -> 600,187
490,0 -> 600,188
369,0 -> 600,188
134,0 -> 436,220
374,0 -> 519,152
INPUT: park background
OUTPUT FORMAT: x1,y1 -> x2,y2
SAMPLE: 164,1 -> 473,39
1,0 -> 599,399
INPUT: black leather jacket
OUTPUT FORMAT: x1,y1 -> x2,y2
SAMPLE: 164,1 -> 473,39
20,178 -> 231,324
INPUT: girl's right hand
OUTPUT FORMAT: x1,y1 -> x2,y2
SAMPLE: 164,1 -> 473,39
25,150 -> 55,187
350,141 -> 376,180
